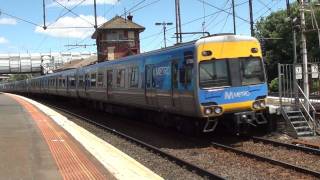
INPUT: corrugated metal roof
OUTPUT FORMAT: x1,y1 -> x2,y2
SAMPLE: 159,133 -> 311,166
54,56 -> 98,72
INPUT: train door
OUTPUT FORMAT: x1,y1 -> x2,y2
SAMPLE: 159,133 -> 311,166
171,60 -> 181,110
145,64 -> 157,106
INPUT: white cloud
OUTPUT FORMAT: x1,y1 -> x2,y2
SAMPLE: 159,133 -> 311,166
35,15 -> 107,39
49,0 -> 118,7
0,18 -> 17,25
0,37 -> 8,44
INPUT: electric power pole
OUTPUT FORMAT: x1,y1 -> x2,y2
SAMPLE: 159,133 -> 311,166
300,0 -> 309,109
155,22 -> 173,48
232,0 -> 236,34
249,0 -> 254,36
175,0 -> 182,43
94,0 -> 98,29
42,0 -> 47,30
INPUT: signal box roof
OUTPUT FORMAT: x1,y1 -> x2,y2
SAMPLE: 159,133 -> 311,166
92,16 -> 145,39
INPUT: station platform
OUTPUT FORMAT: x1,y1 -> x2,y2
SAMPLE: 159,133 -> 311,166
0,93 -> 163,180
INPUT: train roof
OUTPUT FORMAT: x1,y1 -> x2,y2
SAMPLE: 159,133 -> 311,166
195,34 -> 258,46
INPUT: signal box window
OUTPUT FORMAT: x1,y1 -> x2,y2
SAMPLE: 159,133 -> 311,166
129,66 -> 139,88
91,73 -> 97,87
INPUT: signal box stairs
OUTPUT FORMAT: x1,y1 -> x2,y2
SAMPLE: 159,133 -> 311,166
280,106 -> 315,138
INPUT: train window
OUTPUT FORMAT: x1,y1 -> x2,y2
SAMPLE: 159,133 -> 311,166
179,66 -> 192,86
97,71 -> 104,87
69,76 -> 76,88
78,75 -> 84,88
91,73 -> 97,87
129,66 -> 139,88
59,78 -> 62,88
199,60 -> 230,88
62,78 -> 66,88
241,57 -> 265,85
116,69 -> 125,88
184,51 -> 194,65
107,70 -> 113,88
85,74 -> 90,88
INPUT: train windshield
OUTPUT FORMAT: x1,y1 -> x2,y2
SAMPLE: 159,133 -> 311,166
241,57 -> 265,86
199,57 -> 265,88
199,60 -> 231,88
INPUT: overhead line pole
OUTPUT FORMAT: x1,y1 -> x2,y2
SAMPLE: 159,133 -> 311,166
232,0 -> 236,34
248,0 -> 254,36
175,0 -> 182,43
300,0 -> 309,110
42,0 -> 47,30
94,0 -> 98,29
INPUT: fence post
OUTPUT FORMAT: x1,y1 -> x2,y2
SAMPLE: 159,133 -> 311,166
278,63 -> 282,107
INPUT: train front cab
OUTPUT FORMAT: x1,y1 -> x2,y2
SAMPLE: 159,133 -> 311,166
195,35 -> 268,133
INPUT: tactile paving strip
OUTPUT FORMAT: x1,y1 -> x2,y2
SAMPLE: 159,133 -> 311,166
10,95 -> 107,180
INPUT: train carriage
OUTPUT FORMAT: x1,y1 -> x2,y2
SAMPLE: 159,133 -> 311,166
0,34 -> 268,134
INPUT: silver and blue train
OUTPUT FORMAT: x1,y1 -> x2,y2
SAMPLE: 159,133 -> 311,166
0,34 -> 268,133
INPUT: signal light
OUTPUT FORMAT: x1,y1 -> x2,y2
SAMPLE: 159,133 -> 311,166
251,48 -> 258,53
202,50 -> 212,56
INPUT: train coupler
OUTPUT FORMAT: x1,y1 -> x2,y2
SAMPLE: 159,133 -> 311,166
202,118 -> 219,133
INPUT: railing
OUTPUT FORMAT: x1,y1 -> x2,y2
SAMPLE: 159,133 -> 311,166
296,82 -> 318,135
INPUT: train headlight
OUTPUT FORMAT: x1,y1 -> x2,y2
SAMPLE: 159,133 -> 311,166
253,101 -> 260,109
260,100 -> 266,108
204,108 -> 212,115
213,107 -> 222,114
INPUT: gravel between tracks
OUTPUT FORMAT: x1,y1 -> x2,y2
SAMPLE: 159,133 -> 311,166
36,98 -> 319,180
58,111 -> 203,180
164,146 -> 316,180
236,140 -> 320,172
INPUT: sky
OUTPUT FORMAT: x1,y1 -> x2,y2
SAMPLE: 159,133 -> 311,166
0,0 -> 288,54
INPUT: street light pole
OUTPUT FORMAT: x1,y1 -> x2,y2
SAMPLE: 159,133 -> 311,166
155,22 -> 173,48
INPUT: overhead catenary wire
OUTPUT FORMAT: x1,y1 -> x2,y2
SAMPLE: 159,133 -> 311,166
196,0 -> 250,23
46,0 -> 87,28
52,0 -> 95,26
0,9 -> 40,27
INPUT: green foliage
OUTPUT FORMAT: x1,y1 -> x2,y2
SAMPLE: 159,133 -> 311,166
269,78 -> 279,92
8,74 -> 31,81
255,3 -> 320,82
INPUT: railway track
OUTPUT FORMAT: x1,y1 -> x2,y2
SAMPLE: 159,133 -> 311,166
251,136 -> 320,155
212,137 -> 320,178
44,103 -> 225,180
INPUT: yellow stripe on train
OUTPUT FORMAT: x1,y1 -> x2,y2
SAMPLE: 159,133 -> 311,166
221,100 -> 255,113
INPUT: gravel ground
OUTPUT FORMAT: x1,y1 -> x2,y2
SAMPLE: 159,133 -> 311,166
32,97 -> 319,179
61,112 -> 204,180
165,146 -> 316,180
235,140 -> 320,172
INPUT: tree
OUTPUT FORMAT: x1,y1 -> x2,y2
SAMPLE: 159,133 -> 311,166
8,74 -> 31,81
255,2 -> 320,82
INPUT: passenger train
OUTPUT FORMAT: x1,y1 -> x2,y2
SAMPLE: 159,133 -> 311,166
0,34 -> 268,134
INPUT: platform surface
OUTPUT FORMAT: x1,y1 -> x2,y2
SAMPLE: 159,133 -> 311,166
0,93 -> 63,179
0,93 -> 163,180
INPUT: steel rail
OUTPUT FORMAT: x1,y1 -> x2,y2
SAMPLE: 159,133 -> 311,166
211,142 -> 320,178
45,103 -> 225,180
251,136 -> 320,155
